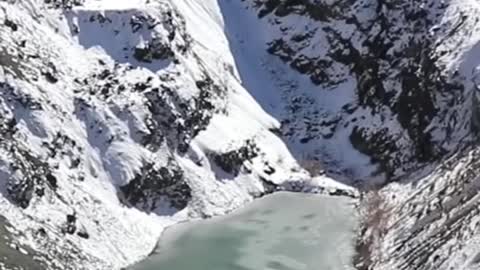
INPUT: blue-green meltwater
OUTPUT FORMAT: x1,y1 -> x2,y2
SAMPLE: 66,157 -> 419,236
131,192 -> 358,270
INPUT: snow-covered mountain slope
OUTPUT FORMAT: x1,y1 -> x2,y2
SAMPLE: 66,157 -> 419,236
364,146 -> 480,270
0,0 -> 356,269
2,0 -> 480,269
239,0 -> 479,182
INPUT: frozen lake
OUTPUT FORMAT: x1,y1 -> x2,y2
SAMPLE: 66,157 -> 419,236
131,192 -> 358,270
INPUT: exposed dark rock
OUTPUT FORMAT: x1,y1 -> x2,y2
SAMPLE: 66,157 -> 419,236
350,126 -> 398,179
210,139 -> 260,176
119,159 -> 192,212
63,214 -> 76,235
43,0 -> 83,9
37,227 -> 47,237
255,0 -> 469,179
254,177 -> 278,197
42,63 -> 59,84
77,230 -> 89,239
370,147 -> 480,270
5,146 -> 58,208
142,74 -> 225,153
263,164 -> 276,175
45,173 -> 57,189
257,0 -> 346,21
133,41 -> 174,63
4,19 -> 18,31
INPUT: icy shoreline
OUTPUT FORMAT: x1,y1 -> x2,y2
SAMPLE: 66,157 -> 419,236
129,191 -> 359,270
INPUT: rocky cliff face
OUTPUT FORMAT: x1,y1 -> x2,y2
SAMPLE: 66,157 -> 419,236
247,0 -> 475,181
367,146 -> 480,270
1,0 -> 480,269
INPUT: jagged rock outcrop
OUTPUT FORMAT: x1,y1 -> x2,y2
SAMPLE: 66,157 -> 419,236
356,146 -> 480,270
210,139 -> 259,177
119,158 -> 191,213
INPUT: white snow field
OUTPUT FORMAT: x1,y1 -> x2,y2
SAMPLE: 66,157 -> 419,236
130,192 -> 358,270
